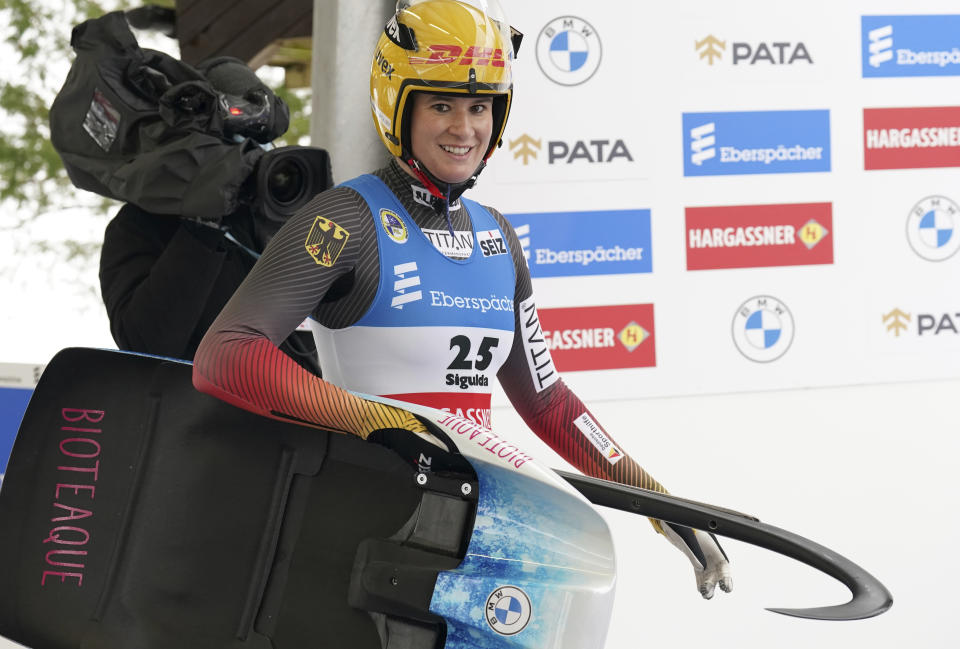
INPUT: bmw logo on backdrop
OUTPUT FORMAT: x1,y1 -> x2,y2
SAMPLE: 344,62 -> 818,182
732,296 -> 795,362
535,16 -> 602,85
906,196 -> 960,262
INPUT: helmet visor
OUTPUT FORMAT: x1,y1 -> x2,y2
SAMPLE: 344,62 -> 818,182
396,0 -> 515,60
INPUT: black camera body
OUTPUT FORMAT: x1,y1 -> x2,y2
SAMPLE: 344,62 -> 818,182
50,11 -> 333,245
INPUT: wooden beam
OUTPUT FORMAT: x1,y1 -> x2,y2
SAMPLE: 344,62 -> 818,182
175,0 -> 311,64
248,37 -> 312,89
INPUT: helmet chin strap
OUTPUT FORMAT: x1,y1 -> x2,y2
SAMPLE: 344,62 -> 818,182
402,153 -> 485,207
403,154 -> 486,237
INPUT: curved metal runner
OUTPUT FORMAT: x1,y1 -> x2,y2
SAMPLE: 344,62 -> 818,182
556,470 -> 893,621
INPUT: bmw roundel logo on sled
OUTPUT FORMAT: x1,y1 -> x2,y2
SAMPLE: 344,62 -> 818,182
485,585 -> 532,636
732,295 -> 795,362
536,16 -> 602,85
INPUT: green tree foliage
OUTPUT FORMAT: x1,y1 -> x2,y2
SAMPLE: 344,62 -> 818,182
274,84 -> 312,148
0,0 -> 123,215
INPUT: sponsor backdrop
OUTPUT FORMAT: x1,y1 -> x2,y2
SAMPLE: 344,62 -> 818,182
467,5 -> 958,649
469,0 -> 960,405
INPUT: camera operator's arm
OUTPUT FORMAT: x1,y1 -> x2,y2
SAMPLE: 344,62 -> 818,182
99,203 -> 245,359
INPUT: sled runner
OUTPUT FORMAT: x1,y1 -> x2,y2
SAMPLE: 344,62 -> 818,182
0,349 -> 890,649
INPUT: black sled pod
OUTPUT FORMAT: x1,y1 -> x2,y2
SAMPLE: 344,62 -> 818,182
0,349 -> 890,649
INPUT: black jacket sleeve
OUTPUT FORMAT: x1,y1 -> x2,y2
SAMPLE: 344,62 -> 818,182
98,203 -> 247,359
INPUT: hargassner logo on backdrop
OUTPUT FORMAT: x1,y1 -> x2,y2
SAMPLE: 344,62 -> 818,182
683,110 -> 831,176
686,202 -> 833,270
536,304 -> 657,371
862,15 -> 960,77
505,210 -> 652,278
863,106 -> 960,170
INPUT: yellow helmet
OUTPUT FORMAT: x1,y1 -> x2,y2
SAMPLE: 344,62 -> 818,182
370,0 -> 517,164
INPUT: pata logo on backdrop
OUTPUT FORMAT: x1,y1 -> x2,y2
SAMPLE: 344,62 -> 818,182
686,202 -> 833,270
683,110 -> 831,176
862,15 -> 960,77
508,133 -> 633,166
505,209 -> 652,278
883,308 -> 960,337
863,107 -> 960,170
695,34 -> 813,66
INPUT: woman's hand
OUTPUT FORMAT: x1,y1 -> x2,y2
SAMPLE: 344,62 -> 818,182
656,520 -> 734,599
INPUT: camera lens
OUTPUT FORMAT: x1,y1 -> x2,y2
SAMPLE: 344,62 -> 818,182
266,157 -> 306,205
254,146 -> 332,224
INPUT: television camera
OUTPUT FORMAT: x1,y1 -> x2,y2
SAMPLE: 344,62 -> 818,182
50,11 -> 332,248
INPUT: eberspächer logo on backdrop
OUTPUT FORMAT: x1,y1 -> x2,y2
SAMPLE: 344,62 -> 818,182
536,16 -> 602,85
686,202 -> 833,270
906,196 -> 960,261
505,209 -> 652,278
683,110 -> 831,176
536,304 -> 656,371
732,296 -> 794,362
862,15 -> 960,77
695,34 -> 813,66
508,133 -> 634,166
863,107 -> 960,170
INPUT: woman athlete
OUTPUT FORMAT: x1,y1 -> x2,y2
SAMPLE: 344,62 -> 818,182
193,0 -> 732,600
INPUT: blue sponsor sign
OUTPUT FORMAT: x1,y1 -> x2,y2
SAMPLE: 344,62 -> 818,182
0,386 -> 32,481
682,110 -> 831,177
862,15 -> 960,78
505,209 -> 652,278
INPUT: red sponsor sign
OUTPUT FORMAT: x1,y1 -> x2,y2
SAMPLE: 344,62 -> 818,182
685,202 -> 833,271
385,392 -> 492,429
863,106 -> 960,170
536,304 -> 655,372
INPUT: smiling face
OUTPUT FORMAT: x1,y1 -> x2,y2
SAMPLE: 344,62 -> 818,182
408,92 -> 494,185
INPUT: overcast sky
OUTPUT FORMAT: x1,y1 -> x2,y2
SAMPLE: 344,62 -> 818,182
1,204 -> 116,365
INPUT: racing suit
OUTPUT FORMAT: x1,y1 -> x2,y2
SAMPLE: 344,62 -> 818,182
193,158 -> 663,492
